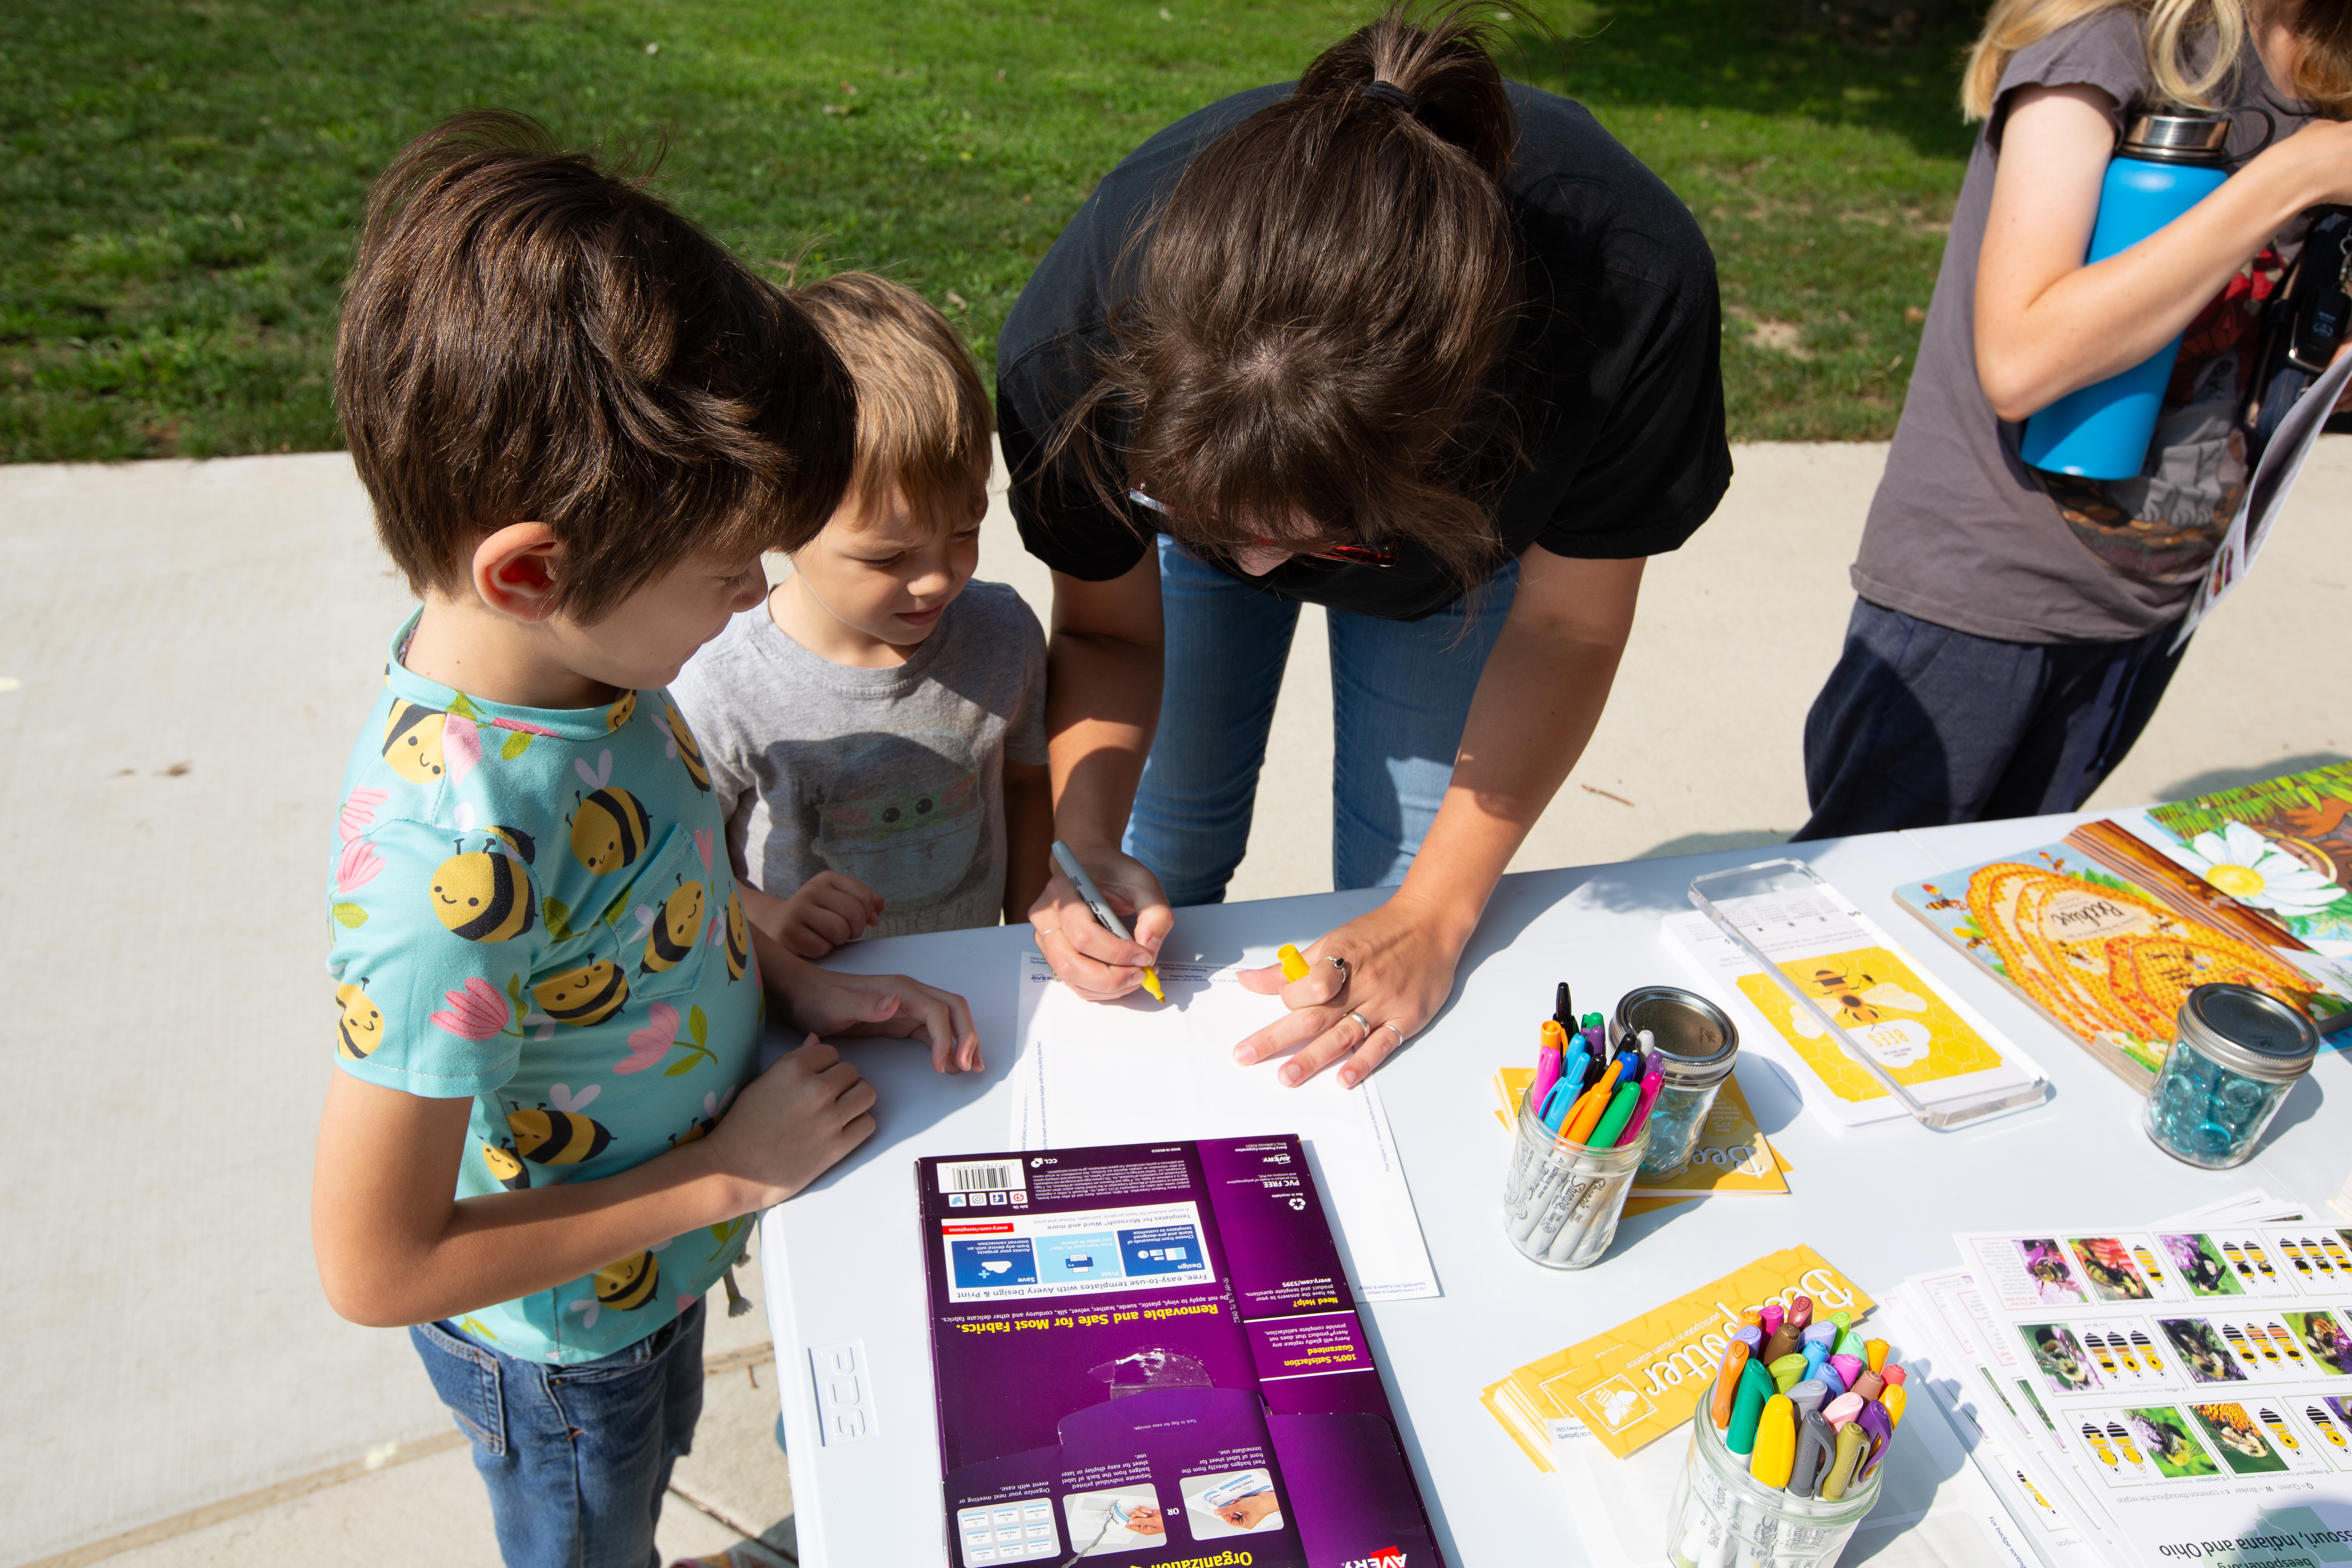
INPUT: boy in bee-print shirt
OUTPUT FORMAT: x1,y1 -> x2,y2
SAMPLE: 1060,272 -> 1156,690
315,115 -> 981,1568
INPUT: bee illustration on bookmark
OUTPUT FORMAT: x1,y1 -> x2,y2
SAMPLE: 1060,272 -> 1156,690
2073,1320 -> 2176,1389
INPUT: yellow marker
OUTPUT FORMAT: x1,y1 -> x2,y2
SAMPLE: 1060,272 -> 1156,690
1865,1338 -> 1889,1374
1139,968 -> 1164,1002
1278,944 -> 1310,982
1750,1396 -> 1797,1488
1884,1384 -> 1907,1428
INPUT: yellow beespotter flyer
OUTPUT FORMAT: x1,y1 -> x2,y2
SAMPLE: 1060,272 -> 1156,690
1481,1246 -> 1875,1465
1489,1067 -> 1791,1198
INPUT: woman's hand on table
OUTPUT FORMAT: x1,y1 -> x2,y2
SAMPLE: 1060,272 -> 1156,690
1028,844 -> 1172,1002
1232,893 -> 1469,1088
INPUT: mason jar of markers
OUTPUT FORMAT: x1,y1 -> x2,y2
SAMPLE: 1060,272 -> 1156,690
1668,1298 -> 1904,1568
2143,983 -> 2318,1169
1611,987 -> 1741,1177
1502,1091 -> 1648,1268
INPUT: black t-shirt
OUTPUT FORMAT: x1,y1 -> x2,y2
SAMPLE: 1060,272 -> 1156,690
997,81 -> 1732,621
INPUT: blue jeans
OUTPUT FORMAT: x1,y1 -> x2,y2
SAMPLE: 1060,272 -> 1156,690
411,1300 -> 706,1568
1793,598 -> 2188,840
1125,538 -> 1518,904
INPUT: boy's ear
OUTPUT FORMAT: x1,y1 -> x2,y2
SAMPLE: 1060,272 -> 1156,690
470,523 -> 564,623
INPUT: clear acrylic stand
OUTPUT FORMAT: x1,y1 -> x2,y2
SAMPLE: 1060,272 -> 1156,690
1688,858 -> 2050,1131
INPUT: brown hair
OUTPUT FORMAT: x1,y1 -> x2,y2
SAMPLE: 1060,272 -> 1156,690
336,111 -> 856,623
791,272 -> 993,531
1050,3 -> 1522,584
1962,0 -> 2352,122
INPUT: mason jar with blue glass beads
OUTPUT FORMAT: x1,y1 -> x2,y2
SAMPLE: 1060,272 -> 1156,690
2143,984 -> 2318,1169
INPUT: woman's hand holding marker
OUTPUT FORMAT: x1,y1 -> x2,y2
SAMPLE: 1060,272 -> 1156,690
1029,842 -> 1170,1003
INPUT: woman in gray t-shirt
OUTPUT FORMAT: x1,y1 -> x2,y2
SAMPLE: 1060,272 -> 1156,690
1795,0 -> 2352,838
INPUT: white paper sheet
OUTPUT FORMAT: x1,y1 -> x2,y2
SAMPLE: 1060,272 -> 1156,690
1009,953 -> 1440,1301
2174,345 -> 2352,649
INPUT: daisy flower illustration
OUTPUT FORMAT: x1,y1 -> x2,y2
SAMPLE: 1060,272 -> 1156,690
2179,822 -> 2345,915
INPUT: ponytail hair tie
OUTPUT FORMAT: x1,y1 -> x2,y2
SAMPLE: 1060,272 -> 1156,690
1361,79 -> 1418,113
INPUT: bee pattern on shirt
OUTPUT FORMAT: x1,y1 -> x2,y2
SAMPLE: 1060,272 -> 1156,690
605,690 -> 637,732
644,878 -> 706,974
481,1142 -> 532,1191
430,841 -> 537,942
381,701 -> 447,783
595,1250 -> 659,1311
665,704 -> 711,791
723,888 -> 749,980
533,959 -> 629,1027
507,1091 -> 614,1167
336,981 -> 384,1060
669,1087 -> 737,1149
569,788 -> 652,875
486,825 -> 536,864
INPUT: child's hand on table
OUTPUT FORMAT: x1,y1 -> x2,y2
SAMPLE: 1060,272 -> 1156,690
753,924 -> 983,1075
704,1037 -> 880,1209
760,871 -> 883,957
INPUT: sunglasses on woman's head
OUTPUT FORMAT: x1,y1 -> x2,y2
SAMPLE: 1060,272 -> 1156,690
1127,488 -> 1397,569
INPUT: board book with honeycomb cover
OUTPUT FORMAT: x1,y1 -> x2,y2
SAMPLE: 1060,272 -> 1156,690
1894,842 -> 2350,1094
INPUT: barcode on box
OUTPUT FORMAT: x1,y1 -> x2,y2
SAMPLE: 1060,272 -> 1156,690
938,1159 -> 1025,1195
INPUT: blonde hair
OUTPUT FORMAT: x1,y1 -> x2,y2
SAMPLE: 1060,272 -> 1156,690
790,272 -> 992,525
1962,0 -> 2245,120
1964,0 -> 2352,120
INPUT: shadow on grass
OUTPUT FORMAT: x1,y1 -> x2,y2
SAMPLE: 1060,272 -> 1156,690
1499,0 -> 1982,162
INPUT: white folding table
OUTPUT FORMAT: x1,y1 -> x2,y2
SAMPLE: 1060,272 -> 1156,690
761,809 -> 2352,1565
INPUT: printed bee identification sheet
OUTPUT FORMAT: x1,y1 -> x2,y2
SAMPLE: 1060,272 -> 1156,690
1953,1222 -> 2352,1568
1009,953 -> 1439,1301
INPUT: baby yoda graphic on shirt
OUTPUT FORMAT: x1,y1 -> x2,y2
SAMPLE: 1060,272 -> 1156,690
809,728 -> 983,911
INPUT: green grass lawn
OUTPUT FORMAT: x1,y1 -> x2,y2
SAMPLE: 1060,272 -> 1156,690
0,0 -> 1981,462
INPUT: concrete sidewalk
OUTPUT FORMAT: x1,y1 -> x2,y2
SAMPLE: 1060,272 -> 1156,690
1,440 -> 2342,1565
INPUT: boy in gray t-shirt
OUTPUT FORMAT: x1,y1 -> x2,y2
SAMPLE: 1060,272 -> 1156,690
670,274 -> 1049,952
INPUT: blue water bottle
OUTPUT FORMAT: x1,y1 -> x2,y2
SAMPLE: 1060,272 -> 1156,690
2019,110 -> 2234,479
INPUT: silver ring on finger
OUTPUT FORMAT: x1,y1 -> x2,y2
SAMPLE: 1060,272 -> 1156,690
1037,927 -> 1061,940
1344,1010 -> 1372,1037
1327,955 -> 1350,987
1383,1020 -> 1406,1045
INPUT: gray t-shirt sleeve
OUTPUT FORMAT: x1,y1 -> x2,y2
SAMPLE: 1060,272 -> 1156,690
1988,10 -> 2149,150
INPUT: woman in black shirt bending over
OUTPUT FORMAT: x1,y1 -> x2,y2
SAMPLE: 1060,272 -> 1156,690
1004,5 -> 1730,1087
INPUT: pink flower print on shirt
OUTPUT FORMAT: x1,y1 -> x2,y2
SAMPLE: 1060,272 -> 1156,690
693,827 -> 714,871
616,1002 -> 680,1074
614,1001 -> 717,1076
339,786 -> 389,842
442,715 -> 483,785
335,838 -> 384,894
430,976 -> 513,1041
